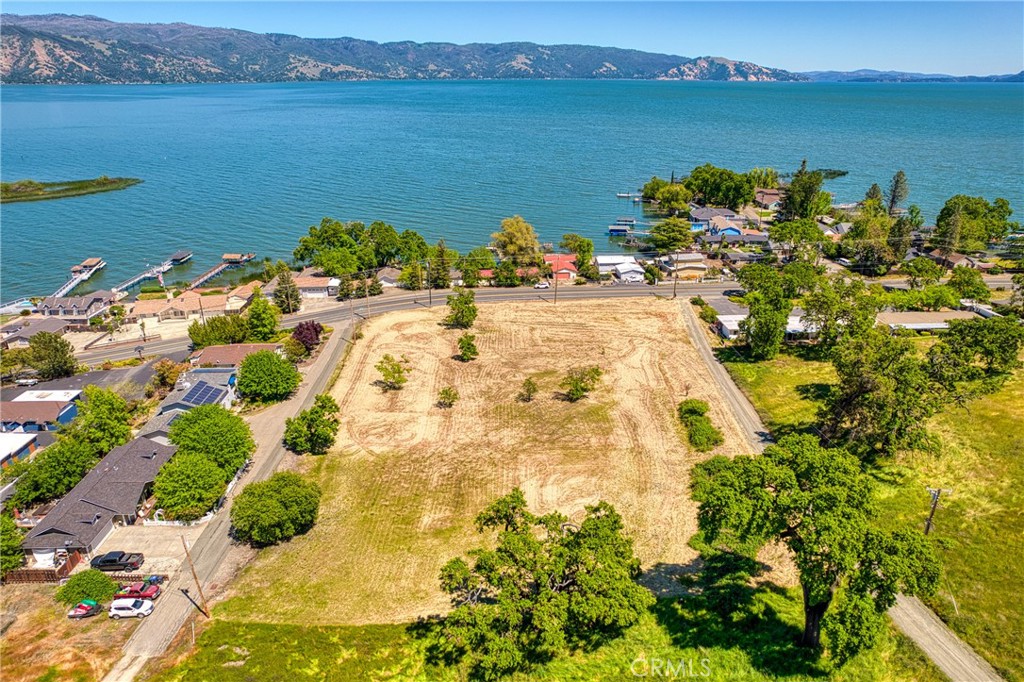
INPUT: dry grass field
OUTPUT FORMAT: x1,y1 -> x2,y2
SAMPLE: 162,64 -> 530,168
219,298 -> 752,626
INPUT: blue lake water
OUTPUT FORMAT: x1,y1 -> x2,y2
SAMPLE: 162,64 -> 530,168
2,80 -> 1022,300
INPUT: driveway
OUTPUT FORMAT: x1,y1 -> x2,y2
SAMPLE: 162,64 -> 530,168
91,524 -> 203,578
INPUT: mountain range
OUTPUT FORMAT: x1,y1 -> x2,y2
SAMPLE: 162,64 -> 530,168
1,14 -> 1020,85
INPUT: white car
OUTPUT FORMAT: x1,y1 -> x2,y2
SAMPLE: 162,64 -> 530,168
534,281 -> 551,289
109,598 -> 155,619
14,378 -> 38,386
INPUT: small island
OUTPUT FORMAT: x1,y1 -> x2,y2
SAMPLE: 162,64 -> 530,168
0,176 -> 142,203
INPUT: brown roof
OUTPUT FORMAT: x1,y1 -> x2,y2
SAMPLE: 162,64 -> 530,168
228,281 -> 263,300
223,253 -> 243,260
293,276 -> 335,289
0,401 -> 70,423
171,292 -> 229,314
81,257 -> 103,268
189,343 -> 282,367
130,298 -> 172,316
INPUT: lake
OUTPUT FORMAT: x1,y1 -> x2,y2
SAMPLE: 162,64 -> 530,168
1,80 -> 1022,300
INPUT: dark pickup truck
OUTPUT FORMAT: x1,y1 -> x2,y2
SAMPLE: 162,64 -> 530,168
90,551 -> 145,572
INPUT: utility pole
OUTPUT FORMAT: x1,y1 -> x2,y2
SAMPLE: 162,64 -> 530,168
426,261 -> 433,307
924,487 -> 951,535
553,270 -> 559,305
181,535 -> 210,617
364,271 -> 370,319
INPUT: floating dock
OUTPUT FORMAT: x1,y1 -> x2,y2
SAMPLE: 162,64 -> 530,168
111,251 -> 193,294
616,192 -> 642,198
186,252 -> 255,290
51,257 -> 106,298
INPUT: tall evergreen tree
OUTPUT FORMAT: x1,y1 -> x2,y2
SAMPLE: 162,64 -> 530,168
274,269 -> 302,314
886,170 -> 909,215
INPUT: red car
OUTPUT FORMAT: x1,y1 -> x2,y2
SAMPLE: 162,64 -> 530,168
114,582 -> 161,600
67,600 -> 101,619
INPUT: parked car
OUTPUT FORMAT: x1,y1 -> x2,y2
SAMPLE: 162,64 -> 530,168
114,582 -> 161,600
67,600 -> 101,619
108,598 -> 154,619
14,378 -> 39,386
90,551 -> 145,572
534,281 -> 550,289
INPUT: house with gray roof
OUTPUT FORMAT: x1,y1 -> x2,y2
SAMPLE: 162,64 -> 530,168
37,291 -> 114,323
0,318 -> 71,350
21,438 -> 177,563
157,367 -> 236,415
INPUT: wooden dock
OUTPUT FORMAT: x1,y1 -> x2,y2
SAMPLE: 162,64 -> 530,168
51,257 -> 106,298
186,252 -> 255,290
111,251 -> 194,293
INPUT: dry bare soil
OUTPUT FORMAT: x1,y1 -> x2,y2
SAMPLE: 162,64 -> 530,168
220,299 -> 753,626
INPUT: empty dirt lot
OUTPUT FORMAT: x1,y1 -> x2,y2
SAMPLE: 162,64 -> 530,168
220,298 -> 751,626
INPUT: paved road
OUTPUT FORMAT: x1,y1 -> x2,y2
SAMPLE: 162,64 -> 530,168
678,303 -> 1004,682
102,321 -> 353,682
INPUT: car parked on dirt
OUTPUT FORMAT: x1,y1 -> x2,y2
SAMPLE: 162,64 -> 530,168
114,582 -> 161,600
90,551 -> 145,572
67,600 -> 101,619
109,598 -> 154,619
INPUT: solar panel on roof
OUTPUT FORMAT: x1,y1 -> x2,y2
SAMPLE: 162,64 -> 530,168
181,381 -> 226,407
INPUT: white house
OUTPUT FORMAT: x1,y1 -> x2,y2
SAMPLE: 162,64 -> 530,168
613,262 -> 646,283
595,255 -> 638,276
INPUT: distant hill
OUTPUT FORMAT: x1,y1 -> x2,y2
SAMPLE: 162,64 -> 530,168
801,68 -> 1024,83
0,13 -> 808,84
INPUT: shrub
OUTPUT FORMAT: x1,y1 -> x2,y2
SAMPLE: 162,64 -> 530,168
292,320 -> 323,352
154,452 -> 226,522
237,350 -> 301,402
690,296 -> 707,306
187,314 -> 249,349
686,415 -> 725,452
1,515 -> 25,576
230,472 -> 321,546
438,386 -> 459,408
55,569 -> 117,606
560,366 -> 603,402
517,377 -> 538,403
444,287 -> 478,329
456,333 -> 478,362
168,405 -> 255,480
281,337 -> 308,364
152,358 -> 187,389
699,305 -> 719,324
678,399 -> 710,419
375,354 -> 409,390
283,395 -> 340,455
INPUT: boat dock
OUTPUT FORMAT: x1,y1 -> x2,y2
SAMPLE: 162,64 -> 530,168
111,251 -> 193,293
51,257 -> 107,298
616,192 -> 642,199
186,252 -> 255,290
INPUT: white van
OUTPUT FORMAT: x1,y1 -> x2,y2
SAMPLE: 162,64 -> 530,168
109,598 -> 155,619
836,258 -> 852,267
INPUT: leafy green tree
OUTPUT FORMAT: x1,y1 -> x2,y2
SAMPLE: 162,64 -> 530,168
822,329 -> 949,457
684,163 -> 754,209
398,229 -> 430,265
491,215 -> 541,264
888,205 -> 922,263
493,260 -> 521,287
844,200 -> 896,275
152,358 -> 187,390
779,160 -> 825,221
1,347 -> 34,379
459,246 -> 495,286
444,287 -> 478,329
456,333 -> 478,362
375,354 -> 409,390
901,256 -> 942,289
428,238 -> 453,289
781,260 -> 821,298
230,472 -> 321,546
641,175 -> 669,200
399,262 -> 424,290
435,490 -> 654,679
934,195 -> 1017,253
930,316 -> 1024,378
437,386 -> 459,408
886,170 -> 909,215
768,219 -> 827,255
314,248 -> 360,277
8,440 -> 100,510
168,404 -> 255,480
246,289 -> 279,341
865,183 -> 883,203
366,221 -> 402,266
560,366 -> 602,402
55,569 -> 117,606
154,452 -> 226,522
237,350 -> 301,403
59,385 -> 132,455
649,216 -> 695,298
187,314 -> 250,349
655,183 -> 694,215
747,167 -> 779,189
740,291 -> 791,360
262,259 -> 292,282
283,394 -> 340,455
274,269 -> 302,314
292,320 -> 323,352
1011,272 -> 1024,313
947,266 -> 990,302
559,234 -> 597,280
691,434 -> 940,658
1,515 -> 25,575
801,276 -> 880,351
293,217 -> 359,263
517,377 -> 538,402
27,331 -> 76,380
281,336 -> 308,363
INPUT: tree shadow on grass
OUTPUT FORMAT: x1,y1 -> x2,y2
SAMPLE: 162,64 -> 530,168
795,383 -> 832,403
655,551 -> 825,680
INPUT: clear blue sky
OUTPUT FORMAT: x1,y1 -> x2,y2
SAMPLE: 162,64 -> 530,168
5,1 -> 1023,75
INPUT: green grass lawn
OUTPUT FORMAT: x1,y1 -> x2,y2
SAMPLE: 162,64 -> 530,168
152,592 -> 942,682
720,345 -> 1024,681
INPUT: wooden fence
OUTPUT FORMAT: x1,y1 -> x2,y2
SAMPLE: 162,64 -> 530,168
3,551 -> 81,584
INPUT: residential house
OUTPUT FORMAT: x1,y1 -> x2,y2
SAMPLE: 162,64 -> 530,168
0,399 -> 79,433
189,343 -> 283,368
689,206 -> 739,230
0,432 -> 37,468
754,188 -> 782,210
377,267 -> 402,288
713,307 -> 817,340
293,276 -> 341,298
20,438 -> 178,563
0,317 -> 71,350
225,281 -> 262,314
595,255 -> 638,276
137,409 -> 185,446
876,310 -> 981,331
543,254 -> 578,281
927,249 -> 978,270
659,252 -> 708,279
37,291 -> 114,323
613,262 -> 646,283
157,368 -> 236,415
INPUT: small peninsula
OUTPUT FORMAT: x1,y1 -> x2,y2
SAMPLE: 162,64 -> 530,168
0,176 -> 142,203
